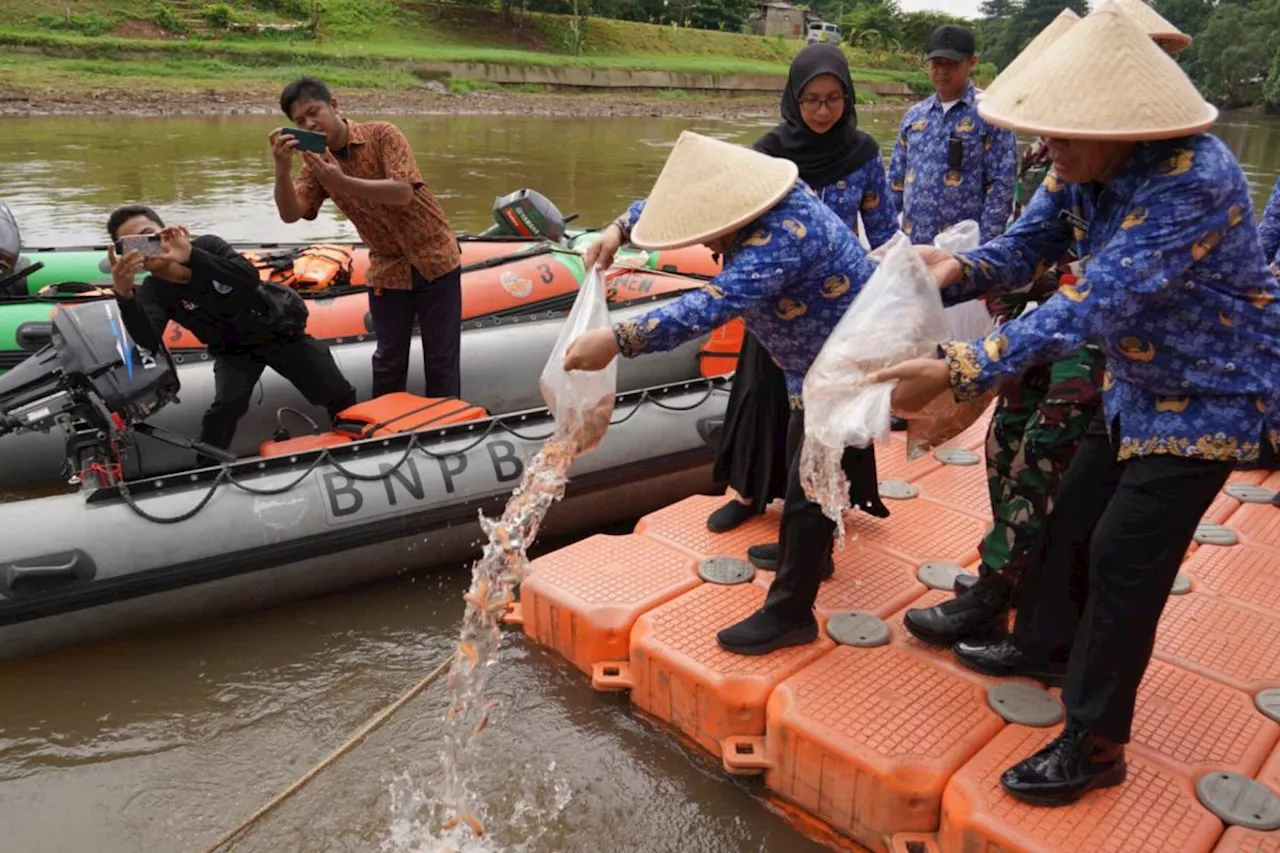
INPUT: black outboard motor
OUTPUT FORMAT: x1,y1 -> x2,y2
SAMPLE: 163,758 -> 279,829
0,301 -> 186,485
485,189 -> 573,244
0,201 -> 42,297
0,300 -> 179,436
0,201 -> 19,281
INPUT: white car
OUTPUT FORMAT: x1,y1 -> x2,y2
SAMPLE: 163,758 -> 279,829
806,21 -> 842,44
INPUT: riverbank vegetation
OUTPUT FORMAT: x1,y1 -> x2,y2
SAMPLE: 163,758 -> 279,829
0,0 -> 939,102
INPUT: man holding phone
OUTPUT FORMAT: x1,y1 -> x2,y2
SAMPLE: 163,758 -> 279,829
270,76 -> 463,400
887,24 -> 1017,245
106,204 -> 357,460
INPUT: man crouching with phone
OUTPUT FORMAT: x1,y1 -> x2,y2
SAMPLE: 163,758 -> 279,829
269,76 -> 463,400
106,204 -> 357,462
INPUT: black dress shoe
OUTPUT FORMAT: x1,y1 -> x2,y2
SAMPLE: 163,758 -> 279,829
953,573 -> 979,594
903,575 -> 1011,647
890,416 -> 909,432
747,542 -> 779,569
717,608 -> 819,656
746,542 -> 834,580
953,638 -> 1068,687
1001,722 -> 1127,806
707,499 -> 755,533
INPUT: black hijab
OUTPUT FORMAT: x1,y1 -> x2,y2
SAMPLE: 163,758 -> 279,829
753,43 -> 882,190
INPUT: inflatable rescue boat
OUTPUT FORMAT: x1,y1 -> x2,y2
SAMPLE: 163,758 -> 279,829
0,271 -> 743,490
0,190 -> 720,371
0,302 -> 731,660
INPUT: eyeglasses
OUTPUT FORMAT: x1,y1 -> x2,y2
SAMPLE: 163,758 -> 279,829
798,95 -> 844,112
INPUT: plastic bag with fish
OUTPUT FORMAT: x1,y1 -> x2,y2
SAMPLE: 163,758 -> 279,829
904,220 -> 997,460
539,268 -> 617,454
799,237 -> 950,537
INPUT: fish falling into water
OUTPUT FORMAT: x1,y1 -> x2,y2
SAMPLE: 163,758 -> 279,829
435,406 -> 611,840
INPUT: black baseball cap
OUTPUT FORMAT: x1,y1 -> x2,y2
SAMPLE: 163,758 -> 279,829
926,25 -> 976,62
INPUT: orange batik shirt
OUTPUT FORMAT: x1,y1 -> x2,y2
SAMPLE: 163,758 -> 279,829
295,120 -> 460,292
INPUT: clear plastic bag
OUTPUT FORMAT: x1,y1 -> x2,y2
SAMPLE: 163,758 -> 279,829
800,238 -> 950,540
539,269 -> 617,454
905,220 -> 996,460
934,221 -> 995,342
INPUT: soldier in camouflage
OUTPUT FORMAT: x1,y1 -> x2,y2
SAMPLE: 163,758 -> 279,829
900,7 -> 1194,649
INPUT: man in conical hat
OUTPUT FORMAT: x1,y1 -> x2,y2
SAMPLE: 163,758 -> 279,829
903,0 -> 1197,660
565,131 -> 888,656
872,2 -> 1280,805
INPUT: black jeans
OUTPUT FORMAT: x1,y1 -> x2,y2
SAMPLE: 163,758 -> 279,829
761,409 -> 885,623
201,336 -> 357,453
367,264 -> 462,399
1012,427 -> 1231,742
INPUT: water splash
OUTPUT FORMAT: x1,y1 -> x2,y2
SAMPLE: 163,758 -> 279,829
798,440 -> 852,545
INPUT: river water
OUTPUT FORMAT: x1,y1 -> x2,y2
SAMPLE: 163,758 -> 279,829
2,106 -> 1279,853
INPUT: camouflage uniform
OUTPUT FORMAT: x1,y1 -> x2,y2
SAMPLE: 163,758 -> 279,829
975,142 -> 1106,585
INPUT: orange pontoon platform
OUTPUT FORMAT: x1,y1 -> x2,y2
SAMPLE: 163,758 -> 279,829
512,414 -> 1280,853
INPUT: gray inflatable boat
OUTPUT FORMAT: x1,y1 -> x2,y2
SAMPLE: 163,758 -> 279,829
0,301 -> 731,660
0,296 -> 709,489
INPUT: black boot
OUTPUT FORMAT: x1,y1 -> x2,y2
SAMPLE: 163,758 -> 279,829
716,608 -> 818,656
890,416 -> 908,432
747,542 -> 779,570
1001,722 -> 1127,806
903,574 -> 1011,647
748,542 -> 833,580
953,638 -> 1068,687
953,573 -> 979,594
707,499 -> 754,533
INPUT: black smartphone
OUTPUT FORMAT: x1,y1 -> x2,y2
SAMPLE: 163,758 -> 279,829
116,233 -> 163,257
947,136 -> 964,170
280,127 -> 328,154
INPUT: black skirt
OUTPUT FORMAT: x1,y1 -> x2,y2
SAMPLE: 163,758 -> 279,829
713,331 -> 889,519
712,331 -> 791,510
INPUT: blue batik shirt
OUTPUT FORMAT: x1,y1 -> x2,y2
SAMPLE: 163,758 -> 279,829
1257,174 -> 1280,265
610,183 -> 877,408
887,81 -> 1017,245
815,158 -> 899,250
938,133 -> 1280,463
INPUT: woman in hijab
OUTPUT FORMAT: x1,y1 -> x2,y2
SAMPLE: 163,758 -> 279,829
704,42 -> 897,569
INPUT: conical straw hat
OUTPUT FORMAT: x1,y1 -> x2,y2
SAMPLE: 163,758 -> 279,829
630,131 -> 799,250
1107,0 -> 1192,53
981,9 -> 1079,100
977,1 -> 1217,141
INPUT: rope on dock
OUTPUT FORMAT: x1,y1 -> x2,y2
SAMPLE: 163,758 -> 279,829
199,651 -> 458,853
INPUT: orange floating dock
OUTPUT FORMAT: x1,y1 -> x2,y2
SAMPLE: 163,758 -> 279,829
511,420 -> 1280,853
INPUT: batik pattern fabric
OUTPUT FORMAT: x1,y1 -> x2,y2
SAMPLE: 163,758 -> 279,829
1257,174 -> 1280,266
610,183 -> 877,408
980,348 -> 1105,579
814,158 -> 899,249
887,81 -> 1017,245
940,133 -> 1280,463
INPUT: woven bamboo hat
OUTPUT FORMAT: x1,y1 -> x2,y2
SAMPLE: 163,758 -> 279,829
1108,0 -> 1192,53
980,9 -> 1079,100
629,131 -> 799,250
977,1 -> 1217,141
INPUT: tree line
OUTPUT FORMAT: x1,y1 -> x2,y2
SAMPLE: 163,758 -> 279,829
448,0 -> 1277,111
976,0 -> 1278,111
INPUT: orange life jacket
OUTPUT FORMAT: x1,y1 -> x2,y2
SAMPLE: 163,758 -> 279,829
243,244 -> 355,292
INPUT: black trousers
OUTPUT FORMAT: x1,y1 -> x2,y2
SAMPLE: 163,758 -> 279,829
1012,426 -> 1232,742
202,336 -> 357,453
762,409 -> 887,623
368,264 -> 462,399
1010,429 -> 1119,658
